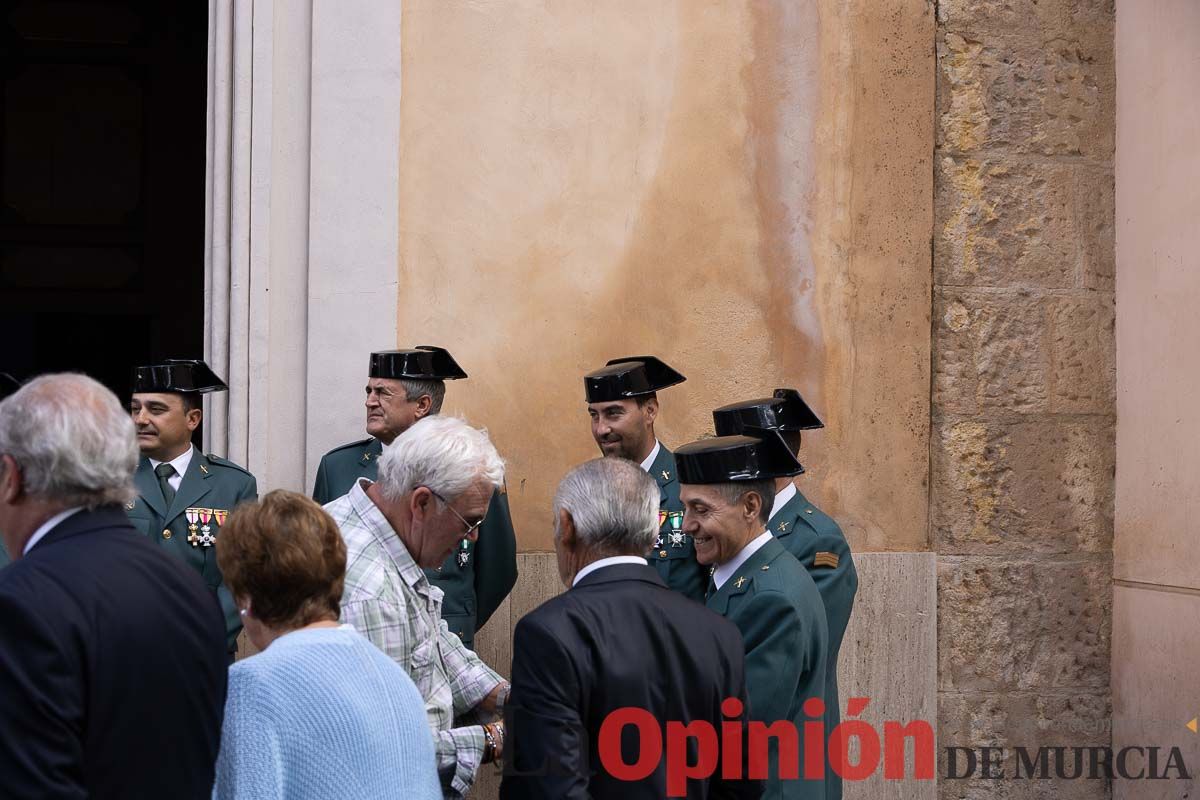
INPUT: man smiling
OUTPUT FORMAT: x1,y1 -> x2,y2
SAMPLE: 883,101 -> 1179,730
126,359 -> 258,656
583,355 -> 705,601
676,428 -> 828,800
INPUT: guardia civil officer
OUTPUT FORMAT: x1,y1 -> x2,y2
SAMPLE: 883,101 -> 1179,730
311,346 -> 517,649
714,390 -> 857,800
583,356 -> 706,602
126,359 -> 258,656
677,428 -> 828,800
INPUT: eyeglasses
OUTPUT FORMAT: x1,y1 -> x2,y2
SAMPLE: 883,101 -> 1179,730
425,487 -> 486,537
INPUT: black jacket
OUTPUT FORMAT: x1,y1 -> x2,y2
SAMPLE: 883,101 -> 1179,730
501,562 -> 763,800
0,507 -> 228,799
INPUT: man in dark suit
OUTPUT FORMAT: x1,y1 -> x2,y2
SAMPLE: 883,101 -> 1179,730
502,457 -> 762,800
0,373 -> 228,800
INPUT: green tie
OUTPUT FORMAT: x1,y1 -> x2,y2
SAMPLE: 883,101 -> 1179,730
155,462 -> 177,510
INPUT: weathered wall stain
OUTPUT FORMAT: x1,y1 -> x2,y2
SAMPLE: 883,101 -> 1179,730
398,0 -> 933,551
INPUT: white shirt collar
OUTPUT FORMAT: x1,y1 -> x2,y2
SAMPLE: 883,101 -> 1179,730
23,507 -> 84,556
639,440 -> 662,473
573,555 -> 650,587
713,530 -> 774,590
768,481 -> 797,522
149,444 -> 194,484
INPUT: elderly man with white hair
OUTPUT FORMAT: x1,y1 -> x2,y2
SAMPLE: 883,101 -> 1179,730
500,457 -> 761,800
0,374 -> 227,800
325,415 -> 509,800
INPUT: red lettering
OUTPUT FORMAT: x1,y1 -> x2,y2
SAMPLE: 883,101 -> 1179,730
720,697 -> 744,779
666,721 -> 719,797
749,721 -> 800,779
598,707 -> 661,782
883,720 -> 935,780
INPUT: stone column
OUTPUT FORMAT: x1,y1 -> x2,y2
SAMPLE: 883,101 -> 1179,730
933,1 -> 1115,796
203,0 -> 400,491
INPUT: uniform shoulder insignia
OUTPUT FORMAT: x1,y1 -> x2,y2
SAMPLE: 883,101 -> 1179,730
734,576 -> 747,589
813,551 -> 840,568
325,437 -> 375,456
205,453 -> 254,477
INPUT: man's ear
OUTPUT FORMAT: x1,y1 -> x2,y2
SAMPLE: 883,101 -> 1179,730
0,455 -> 22,504
743,489 -> 764,525
641,396 -> 659,426
557,507 -> 577,549
410,486 -> 435,522
413,394 -> 434,421
185,408 -> 203,432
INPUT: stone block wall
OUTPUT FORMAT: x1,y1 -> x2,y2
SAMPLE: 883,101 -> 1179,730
933,1 -> 1115,797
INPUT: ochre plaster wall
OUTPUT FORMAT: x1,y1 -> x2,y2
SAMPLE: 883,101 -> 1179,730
397,0 -> 933,552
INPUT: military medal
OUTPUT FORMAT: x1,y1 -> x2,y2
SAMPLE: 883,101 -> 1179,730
457,539 -> 470,568
199,509 -> 214,547
667,512 -> 684,547
186,508 -> 201,546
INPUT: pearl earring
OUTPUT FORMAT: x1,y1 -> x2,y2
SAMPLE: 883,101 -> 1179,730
239,608 -> 248,617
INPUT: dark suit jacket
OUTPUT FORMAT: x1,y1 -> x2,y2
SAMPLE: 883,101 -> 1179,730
0,507 -> 228,800
501,563 -> 763,800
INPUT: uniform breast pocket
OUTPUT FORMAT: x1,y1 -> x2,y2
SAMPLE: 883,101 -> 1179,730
125,509 -> 153,536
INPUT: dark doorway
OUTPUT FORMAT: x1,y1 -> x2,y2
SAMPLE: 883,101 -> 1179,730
0,0 -> 208,400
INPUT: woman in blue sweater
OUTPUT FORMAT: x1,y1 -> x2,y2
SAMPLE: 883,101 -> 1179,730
213,490 -> 440,800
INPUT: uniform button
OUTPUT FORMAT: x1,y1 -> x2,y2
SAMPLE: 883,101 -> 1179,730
805,509 -> 814,514
659,550 -> 667,558
162,530 -> 172,539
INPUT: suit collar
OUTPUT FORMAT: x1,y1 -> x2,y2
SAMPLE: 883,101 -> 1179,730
706,537 -> 786,615
768,481 -> 797,521
648,443 -> 678,489
28,506 -> 136,554
572,562 -> 665,590
767,484 -> 806,537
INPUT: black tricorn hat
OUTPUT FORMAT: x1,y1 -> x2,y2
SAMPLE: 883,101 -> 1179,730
369,346 -> 467,381
712,388 -> 824,436
583,356 -> 686,403
0,372 -> 19,402
675,426 -> 804,483
131,359 -> 228,394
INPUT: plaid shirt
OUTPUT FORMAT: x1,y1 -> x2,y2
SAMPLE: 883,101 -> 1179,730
327,480 -> 503,799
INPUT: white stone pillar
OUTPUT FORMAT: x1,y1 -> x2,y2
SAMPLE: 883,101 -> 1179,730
203,0 -> 400,492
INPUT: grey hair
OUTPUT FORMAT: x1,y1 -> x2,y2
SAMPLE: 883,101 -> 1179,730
553,458 -> 659,555
711,480 -> 776,527
398,378 -> 447,415
376,415 -> 504,503
0,373 -> 138,508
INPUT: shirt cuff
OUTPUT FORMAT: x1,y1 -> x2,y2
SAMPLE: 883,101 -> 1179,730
437,725 -> 487,799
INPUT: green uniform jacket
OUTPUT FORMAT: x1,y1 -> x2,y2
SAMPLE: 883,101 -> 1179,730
126,448 -> 258,651
768,487 -> 857,800
311,437 -> 518,649
707,536 -> 829,800
645,445 -> 708,602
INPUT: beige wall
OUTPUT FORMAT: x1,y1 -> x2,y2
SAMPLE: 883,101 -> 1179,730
397,0 -> 933,551
1113,2 -> 1200,795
